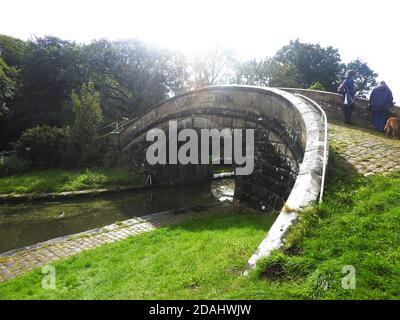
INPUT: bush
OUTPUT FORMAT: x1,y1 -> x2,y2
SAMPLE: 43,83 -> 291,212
309,81 -> 326,91
14,125 -> 70,168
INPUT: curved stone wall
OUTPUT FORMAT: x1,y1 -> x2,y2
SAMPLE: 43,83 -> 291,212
281,88 -> 400,128
110,85 -> 327,268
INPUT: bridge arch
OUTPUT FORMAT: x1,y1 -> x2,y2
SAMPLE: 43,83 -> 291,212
110,85 -> 327,268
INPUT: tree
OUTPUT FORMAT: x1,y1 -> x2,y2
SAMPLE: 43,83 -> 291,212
1,36 -> 85,150
265,59 -> 301,88
235,58 -> 270,86
161,50 -> 190,95
0,57 -> 16,119
189,45 -> 236,88
234,57 -> 300,88
70,82 -> 102,142
343,59 -> 378,97
274,39 -> 344,91
233,40 -> 343,90
82,39 -> 189,120
66,82 -> 103,166
9,36 -> 85,131
0,34 -> 28,68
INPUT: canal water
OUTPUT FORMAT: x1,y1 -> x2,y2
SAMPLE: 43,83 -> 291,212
0,179 -> 234,253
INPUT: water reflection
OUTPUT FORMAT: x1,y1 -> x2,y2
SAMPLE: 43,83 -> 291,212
211,179 -> 235,202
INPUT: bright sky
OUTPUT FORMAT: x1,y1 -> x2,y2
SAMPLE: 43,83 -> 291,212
1,0 -> 399,101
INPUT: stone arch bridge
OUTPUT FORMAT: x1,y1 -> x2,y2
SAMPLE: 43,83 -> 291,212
109,86 -> 327,213
106,86 -> 328,267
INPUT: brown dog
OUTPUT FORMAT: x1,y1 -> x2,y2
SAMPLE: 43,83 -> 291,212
384,117 -> 399,138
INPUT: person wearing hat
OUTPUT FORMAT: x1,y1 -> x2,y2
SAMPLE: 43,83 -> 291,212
337,70 -> 356,124
368,81 -> 393,131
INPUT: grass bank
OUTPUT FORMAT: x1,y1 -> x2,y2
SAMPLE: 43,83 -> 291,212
0,168 -> 145,195
253,147 -> 400,299
1,148 -> 400,299
0,212 -> 277,299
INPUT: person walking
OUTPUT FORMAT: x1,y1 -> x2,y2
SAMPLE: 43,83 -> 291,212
338,70 -> 356,124
368,81 -> 393,131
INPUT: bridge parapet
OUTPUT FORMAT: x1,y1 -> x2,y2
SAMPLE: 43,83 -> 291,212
281,88 -> 400,128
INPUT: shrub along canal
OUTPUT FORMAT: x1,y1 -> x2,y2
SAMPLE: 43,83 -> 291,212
0,178 -> 234,253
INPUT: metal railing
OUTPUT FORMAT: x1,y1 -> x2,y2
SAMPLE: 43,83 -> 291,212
97,117 -> 139,137
294,93 -> 329,203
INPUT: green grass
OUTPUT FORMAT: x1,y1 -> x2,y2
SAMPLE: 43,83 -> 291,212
0,168 -> 145,194
1,147 -> 400,299
0,212 -> 279,299
255,147 -> 400,299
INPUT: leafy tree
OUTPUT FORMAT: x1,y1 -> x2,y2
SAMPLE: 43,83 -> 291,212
234,57 -> 300,88
234,42 -> 377,96
162,50 -> 190,95
274,39 -> 343,91
343,59 -> 377,97
235,58 -> 270,86
0,57 -> 16,119
82,39 -> 188,120
0,34 -> 28,68
265,59 -> 301,88
65,82 -> 103,166
3,36 -> 85,151
0,34 -> 26,122
189,45 -> 236,88
70,82 -> 102,142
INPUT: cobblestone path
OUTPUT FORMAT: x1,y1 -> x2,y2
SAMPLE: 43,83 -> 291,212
329,123 -> 400,176
0,207 -> 217,282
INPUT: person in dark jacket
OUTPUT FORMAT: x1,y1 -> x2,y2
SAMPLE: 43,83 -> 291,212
368,81 -> 393,131
338,70 -> 356,124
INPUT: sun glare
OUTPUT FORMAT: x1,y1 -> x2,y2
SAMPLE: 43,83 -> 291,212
1,0 -> 399,99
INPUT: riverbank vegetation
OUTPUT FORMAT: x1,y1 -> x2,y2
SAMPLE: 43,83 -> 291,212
1,148 -> 400,299
0,167 -> 144,194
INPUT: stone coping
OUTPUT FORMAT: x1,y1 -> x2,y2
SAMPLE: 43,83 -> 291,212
247,89 -> 327,269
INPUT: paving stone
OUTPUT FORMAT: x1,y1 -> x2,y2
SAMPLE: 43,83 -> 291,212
329,124 -> 400,176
